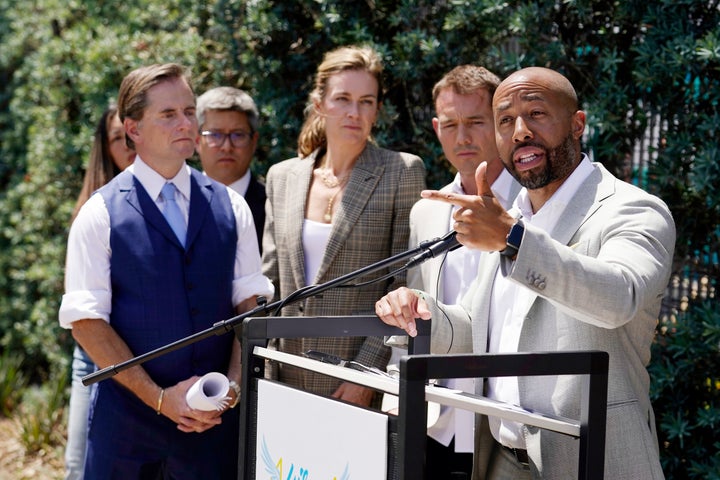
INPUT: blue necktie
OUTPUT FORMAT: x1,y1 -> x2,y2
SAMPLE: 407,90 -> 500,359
161,183 -> 186,246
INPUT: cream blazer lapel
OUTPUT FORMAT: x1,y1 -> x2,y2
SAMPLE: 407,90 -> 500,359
407,186 -> 455,297
548,165 -> 610,247
503,165 -> 613,342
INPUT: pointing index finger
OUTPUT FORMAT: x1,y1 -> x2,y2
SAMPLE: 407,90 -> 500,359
420,189 -> 477,208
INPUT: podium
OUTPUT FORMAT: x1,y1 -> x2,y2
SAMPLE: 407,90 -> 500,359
237,315 -> 431,480
237,316 -> 608,480
396,351 -> 609,480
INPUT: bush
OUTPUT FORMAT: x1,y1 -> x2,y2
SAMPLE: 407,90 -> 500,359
650,299 -> 720,479
0,0 -> 718,473
16,364 -> 68,455
0,349 -> 27,417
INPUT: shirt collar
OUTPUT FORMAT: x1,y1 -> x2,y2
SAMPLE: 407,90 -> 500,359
226,170 -> 251,196
127,156 -> 192,202
491,169 -> 516,211
450,172 -> 465,195
451,168 -> 515,193
516,154 -> 594,229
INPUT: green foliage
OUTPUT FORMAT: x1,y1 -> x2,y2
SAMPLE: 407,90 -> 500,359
633,0 -> 720,263
198,0 -> 519,187
0,0 -> 718,473
0,349 -> 28,417
650,300 -> 720,479
0,0 -> 208,380
16,364 -> 68,454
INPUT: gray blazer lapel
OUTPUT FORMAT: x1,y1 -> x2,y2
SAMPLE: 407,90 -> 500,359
507,179 -> 523,210
288,158 -> 314,286
315,145 -> 384,282
516,164 -> 616,341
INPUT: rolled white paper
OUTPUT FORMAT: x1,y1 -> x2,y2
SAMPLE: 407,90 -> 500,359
186,372 -> 230,411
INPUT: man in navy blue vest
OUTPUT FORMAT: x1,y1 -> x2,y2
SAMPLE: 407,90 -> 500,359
59,63 -> 274,479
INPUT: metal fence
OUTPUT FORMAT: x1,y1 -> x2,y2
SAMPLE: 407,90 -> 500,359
587,113 -> 718,323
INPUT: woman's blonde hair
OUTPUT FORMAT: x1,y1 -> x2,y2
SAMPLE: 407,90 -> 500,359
297,45 -> 384,158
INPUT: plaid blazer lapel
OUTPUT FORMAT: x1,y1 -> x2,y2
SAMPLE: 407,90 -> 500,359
287,158 -> 314,287
315,144 -> 385,283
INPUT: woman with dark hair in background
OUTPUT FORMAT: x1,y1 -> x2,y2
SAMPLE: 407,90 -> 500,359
71,105 -> 135,221
65,104 -> 135,480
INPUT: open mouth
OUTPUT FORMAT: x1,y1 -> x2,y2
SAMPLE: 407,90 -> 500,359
514,148 -> 544,171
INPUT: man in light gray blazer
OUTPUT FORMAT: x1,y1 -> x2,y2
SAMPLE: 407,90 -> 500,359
384,65 -> 520,479
376,67 -> 675,479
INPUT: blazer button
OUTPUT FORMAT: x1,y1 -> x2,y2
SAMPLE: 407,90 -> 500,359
536,281 -> 546,290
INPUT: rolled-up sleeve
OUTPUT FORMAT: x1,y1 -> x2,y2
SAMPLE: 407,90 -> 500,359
58,194 -> 112,328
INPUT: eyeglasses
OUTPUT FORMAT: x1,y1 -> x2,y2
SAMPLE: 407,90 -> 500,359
200,130 -> 252,148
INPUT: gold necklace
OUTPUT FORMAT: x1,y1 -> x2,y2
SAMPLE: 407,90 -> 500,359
323,177 -> 349,223
318,167 -> 349,188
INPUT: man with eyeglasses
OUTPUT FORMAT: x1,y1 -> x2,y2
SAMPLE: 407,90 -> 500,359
196,87 -> 266,249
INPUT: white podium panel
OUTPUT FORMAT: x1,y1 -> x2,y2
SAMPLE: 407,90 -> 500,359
255,379 -> 388,480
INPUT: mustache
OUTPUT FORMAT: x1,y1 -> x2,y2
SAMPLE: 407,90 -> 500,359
512,141 -> 546,156
453,146 -> 480,154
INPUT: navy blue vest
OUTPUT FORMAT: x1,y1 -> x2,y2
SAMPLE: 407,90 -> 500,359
100,169 -> 237,388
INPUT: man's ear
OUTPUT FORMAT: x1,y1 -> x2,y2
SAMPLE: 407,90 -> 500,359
125,118 -> 141,145
572,111 -> 586,140
432,117 -> 440,137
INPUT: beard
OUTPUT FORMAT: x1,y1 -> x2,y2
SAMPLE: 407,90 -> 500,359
504,133 -> 578,190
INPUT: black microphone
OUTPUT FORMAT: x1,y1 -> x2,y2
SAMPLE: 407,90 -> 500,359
404,231 -> 462,269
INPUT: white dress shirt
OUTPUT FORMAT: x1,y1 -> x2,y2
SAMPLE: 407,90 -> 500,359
427,170 -> 519,452
226,170 -> 251,197
487,156 -> 595,449
59,156 -> 273,328
491,168 -> 518,212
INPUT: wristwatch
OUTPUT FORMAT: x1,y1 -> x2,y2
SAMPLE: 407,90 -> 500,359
228,380 -> 241,408
500,219 -> 524,258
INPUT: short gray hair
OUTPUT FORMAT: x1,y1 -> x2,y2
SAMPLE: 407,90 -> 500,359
196,86 -> 259,132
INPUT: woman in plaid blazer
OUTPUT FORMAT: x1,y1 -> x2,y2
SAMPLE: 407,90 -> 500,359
262,45 -> 426,406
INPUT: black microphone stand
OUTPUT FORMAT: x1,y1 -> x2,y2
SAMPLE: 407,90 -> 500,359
82,234 -> 454,386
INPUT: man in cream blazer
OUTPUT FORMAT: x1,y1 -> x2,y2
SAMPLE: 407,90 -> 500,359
376,67 -> 675,479
384,65 -> 521,479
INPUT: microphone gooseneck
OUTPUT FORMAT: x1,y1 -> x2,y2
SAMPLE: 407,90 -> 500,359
83,227 -> 457,386
404,231 -> 461,269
